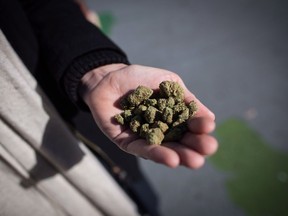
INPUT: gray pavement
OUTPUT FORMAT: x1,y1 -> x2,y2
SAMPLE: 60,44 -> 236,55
87,0 -> 288,215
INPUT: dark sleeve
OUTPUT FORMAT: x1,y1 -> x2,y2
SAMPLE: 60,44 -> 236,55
19,0 -> 129,107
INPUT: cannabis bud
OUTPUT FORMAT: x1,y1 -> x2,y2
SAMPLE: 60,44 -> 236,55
114,81 -> 198,145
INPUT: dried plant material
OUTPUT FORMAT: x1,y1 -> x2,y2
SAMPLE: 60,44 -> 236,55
152,121 -> 169,133
162,107 -> 173,124
114,81 -> 198,144
173,108 -> 190,127
166,97 -> 175,108
159,81 -> 184,102
134,105 -> 147,115
129,115 -> 142,133
144,99 -> 157,107
140,123 -> 150,138
123,110 -> 133,122
144,106 -> 159,123
146,128 -> 164,145
164,124 -> 187,142
127,86 -> 153,106
188,100 -> 198,117
114,114 -> 124,125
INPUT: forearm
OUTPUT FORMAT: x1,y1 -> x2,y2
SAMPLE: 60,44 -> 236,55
18,0 -> 129,107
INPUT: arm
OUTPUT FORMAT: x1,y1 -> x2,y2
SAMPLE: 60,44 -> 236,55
19,0 -> 218,169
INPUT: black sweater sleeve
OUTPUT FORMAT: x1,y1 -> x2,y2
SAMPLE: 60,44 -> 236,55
18,0 -> 129,107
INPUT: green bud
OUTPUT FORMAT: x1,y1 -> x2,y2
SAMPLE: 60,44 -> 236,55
157,98 -> 167,111
127,86 -> 153,106
140,123 -> 150,138
146,128 -> 164,145
114,114 -> 124,125
152,121 -> 169,133
173,108 -> 189,127
129,115 -> 142,133
173,102 -> 186,113
123,110 -> 133,122
134,105 -> 147,115
144,106 -> 159,124
113,81 -> 198,145
144,98 -> 157,106
162,107 -> 173,124
188,100 -> 198,117
166,97 -> 175,108
159,81 -> 184,102
164,124 -> 187,142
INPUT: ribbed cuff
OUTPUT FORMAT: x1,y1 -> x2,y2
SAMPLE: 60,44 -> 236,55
63,49 -> 130,110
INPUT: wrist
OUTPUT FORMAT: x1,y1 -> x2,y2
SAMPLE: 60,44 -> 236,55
62,48 -> 130,110
80,63 -> 128,104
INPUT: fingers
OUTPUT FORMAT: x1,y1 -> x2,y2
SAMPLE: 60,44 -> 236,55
120,139 -> 207,169
163,142 -> 205,169
162,131 -> 217,169
115,119 -> 217,169
114,116 -> 216,169
181,133 -> 218,156
114,130 -> 179,167
182,86 -> 215,121
116,133 -> 217,169
121,139 -> 180,168
188,117 -> 216,134
194,99 -> 215,120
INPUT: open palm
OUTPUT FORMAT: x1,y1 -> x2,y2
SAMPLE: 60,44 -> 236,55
82,64 -> 218,169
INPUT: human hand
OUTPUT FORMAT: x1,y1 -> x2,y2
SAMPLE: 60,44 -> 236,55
80,64 -> 218,169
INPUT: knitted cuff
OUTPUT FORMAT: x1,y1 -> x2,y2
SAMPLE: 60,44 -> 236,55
63,49 -> 130,110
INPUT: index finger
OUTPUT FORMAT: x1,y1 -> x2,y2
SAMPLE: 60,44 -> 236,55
183,88 -> 215,120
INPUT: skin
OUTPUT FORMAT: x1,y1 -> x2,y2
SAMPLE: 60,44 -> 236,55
80,63 -> 218,169
75,0 -> 101,27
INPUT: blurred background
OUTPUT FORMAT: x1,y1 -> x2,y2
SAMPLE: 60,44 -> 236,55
86,0 -> 288,215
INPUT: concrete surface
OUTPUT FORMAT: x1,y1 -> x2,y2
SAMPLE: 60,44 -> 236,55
87,0 -> 288,215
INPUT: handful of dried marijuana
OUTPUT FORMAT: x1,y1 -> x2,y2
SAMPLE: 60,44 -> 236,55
114,81 -> 198,145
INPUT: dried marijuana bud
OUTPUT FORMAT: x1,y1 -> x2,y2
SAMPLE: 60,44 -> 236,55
144,99 -> 157,107
188,100 -> 198,117
162,107 -> 174,124
159,81 -> 184,102
134,105 -> 147,115
146,128 -> 164,145
144,106 -> 159,123
114,114 -> 124,125
157,98 -> 167,111
140,123 -> 150,138
127,86 -> 153,106
152,121 -> 169,133
114,81 -> 198,145
129,115 -> 142,133
164,124 -> 187,142
166,97 -> 175,108
173,108 -> 190,127
123,110 -> 133,122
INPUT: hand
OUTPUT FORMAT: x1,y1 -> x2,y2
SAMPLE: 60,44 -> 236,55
80,64 -> 218,169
